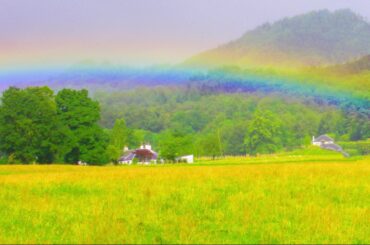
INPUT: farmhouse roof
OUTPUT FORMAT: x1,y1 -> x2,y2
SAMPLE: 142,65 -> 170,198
314,135 -> 334,142
118,148 -> 158,161
119,151 -> 135,161
321,143 -> 343,152
134,148 -> 158,159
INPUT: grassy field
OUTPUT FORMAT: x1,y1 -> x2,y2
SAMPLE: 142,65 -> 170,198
0,155 -> 369,244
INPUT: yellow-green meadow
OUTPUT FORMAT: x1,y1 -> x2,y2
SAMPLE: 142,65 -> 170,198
0,155 -> 369,244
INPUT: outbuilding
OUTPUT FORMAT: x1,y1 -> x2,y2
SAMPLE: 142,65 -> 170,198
176,155 -> 194,163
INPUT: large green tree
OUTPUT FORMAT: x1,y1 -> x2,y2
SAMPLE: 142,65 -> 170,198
56,89 -> 108,164
244,110 -> 283,155
196,132 -> 223,159
0,87 -> 67,163
107,118 -> 129,162
158,130 -> 193,161
347,112 -> 370,141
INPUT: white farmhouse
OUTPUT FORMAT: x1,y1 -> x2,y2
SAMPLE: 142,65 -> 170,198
118,143 -> 158,165
312,135 -> 334,146
312,134 -> 349,157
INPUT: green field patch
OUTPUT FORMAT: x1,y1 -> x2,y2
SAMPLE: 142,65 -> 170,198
0,171 -> 13,175
31,183 -> 103,197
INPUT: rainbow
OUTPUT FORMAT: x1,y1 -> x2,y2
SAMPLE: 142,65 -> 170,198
0,64 -> 369,113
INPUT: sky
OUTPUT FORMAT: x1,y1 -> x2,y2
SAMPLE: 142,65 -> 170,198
1,0 -> 370,68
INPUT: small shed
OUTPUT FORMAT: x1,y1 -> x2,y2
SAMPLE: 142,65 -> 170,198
176,155 -> 194,163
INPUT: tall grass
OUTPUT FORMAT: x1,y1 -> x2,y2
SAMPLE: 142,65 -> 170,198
0,156 -> 369,244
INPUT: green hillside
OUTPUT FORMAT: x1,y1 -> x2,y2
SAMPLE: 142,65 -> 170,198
186,9 -> 370,68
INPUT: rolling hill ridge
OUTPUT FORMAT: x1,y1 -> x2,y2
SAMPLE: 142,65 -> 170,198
185,9 -> 370,68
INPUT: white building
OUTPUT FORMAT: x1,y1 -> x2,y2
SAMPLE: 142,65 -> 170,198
118,143 -> 158,164
176,155 -> 194,164
312,135 -> 334,146
140,143 -> 152,150
312,134 -> 348,156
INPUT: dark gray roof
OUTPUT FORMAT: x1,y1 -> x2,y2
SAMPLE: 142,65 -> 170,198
118,148 -> 158,161
321,143 -> 343,152
119,152 -> 136,161
314,135 -> 334,142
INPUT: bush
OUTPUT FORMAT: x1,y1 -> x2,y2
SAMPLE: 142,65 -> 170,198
345,149 -> 360,157
132,158 -> 138,164
0,155 -> 8,164
339,140 -> 370,156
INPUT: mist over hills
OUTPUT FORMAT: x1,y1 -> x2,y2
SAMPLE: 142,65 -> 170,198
0,65 -> 198,92
328,54 -> 370,74
0,8 -> 369,109
185,9 -> 370,68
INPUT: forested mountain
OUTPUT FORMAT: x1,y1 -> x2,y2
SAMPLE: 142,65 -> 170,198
185,9 -> 370,68
95,86 -> 369,157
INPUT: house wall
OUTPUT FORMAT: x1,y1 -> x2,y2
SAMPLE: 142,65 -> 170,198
119,160 -> 132,165
312,140 -> 334,146
177,155 -> 194,163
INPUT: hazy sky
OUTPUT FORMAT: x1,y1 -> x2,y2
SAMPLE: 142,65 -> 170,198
1,0 -> 370,68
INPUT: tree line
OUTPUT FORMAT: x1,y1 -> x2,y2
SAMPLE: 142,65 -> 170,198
96,86 -> 369,160
0,87 -> 108,164
0,86 -> 368,164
